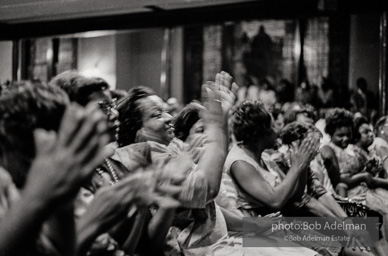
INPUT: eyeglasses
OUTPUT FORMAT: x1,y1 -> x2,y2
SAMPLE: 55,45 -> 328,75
98,98 -> 117,115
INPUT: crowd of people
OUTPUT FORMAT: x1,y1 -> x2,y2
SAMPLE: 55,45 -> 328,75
0,69 -> 388,256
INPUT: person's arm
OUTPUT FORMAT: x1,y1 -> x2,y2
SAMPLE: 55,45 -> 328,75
274,154 -> 306,202
0,190 -> 52,256
43,204 -> 77,256
220,206 -> 276,234
304,197 -> 338,217
220,207 -> 244,232
196,82 -> 230,201
320,145 -> 341,188
370,177 -> 388,189
231,160 -> 304,210
376,143 -> 388,177
197,121 -> 227,201
340,172 -> 374,188
317,192 -> 347,217
231,137 -> 319,211
0,104 -> 111,256
195,72 -> 238,202
76,174 -> 149,256
145,207 -> 176,253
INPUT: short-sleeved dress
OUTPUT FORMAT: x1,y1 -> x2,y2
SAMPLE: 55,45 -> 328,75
328,142 -> 388,214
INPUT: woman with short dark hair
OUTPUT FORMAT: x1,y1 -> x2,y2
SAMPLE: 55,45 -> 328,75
227,100 -> 319,216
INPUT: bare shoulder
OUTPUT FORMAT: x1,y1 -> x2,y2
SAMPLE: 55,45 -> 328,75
230,160 -> 266,182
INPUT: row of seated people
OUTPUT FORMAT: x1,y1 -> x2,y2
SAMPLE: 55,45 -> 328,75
0,70 -> 387,256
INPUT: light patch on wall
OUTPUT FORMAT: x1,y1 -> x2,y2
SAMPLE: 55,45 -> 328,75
77,35 -> 116,89
82,67 -> 100,78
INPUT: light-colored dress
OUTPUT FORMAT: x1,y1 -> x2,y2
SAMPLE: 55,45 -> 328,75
138,139 -> 318,256
328,142 -> 388,214
222,145 -> 319,256
224,144 -> 281,216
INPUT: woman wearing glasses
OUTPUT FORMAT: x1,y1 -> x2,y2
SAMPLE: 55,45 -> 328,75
50,71 -> 178,256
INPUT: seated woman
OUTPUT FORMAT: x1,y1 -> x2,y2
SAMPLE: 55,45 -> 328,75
227,100 -> 319,217
351,116 -> 386,179
117,74 -> 318,256
227,102 -> 386,256
117,75 -> 234,255
51,71 -> 180,256
275,122 -> 348,218
321,109 -> 388,209
174,102 -> 244,220
320,109 -> 388,246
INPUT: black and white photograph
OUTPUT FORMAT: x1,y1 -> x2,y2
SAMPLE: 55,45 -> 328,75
0,0 -> 388,255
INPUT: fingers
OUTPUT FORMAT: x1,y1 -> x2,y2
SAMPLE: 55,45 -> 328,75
201,81 -> 214,106
78,136 -> 113,180
152,195 -> 180,209
155,183 -> 182,197
187,134 -> 207,150
222,71 -> 233,90
298,135 -> 319,157
34,129 -> 56,155
69,104 -> 108,154
215,73 -> 222,90
231,82 -> 239,96
57,104 -> 84,147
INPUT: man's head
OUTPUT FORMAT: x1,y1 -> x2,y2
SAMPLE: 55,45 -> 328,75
50,71 -> 119,142
0,82 -> 69,188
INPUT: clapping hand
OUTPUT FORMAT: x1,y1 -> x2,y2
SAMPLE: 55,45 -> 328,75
215,71 -> 238,116
25,103 -> 112,209
290,134 -> 320,173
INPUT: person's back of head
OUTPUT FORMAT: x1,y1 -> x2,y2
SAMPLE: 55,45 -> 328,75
279,121 -> 322,146
50,70 -> 109,106
0,82 -> 69,188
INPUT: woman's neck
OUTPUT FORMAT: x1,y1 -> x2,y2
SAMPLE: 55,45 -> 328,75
239,143 -> 265,164
139,129 -> 170,146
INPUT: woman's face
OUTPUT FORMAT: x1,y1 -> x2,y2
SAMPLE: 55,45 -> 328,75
89,89 -> 120,143
186,118 -> 206,147
139,95 -> 175,143
357,123 -> 374,148
189,119 -> 205,135
331,126 -> 352,149
273,113 -> 284,134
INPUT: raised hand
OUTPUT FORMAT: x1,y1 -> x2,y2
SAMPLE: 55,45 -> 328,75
215,71 -> 238,115
24,103 -> 112,209
201,81 -> 224,128
290,135 -> 320,173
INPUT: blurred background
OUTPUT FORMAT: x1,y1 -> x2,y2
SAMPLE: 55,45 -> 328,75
0,0 -> 387,113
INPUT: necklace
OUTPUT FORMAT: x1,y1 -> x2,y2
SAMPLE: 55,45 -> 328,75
95,159 -> 119,185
